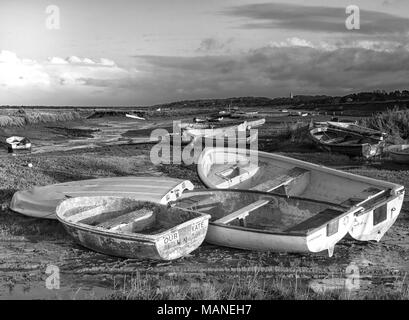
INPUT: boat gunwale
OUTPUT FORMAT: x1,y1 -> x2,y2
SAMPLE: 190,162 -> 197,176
56,198 -> 210,242
309,127 -> 383,148
197,147 -> 404,194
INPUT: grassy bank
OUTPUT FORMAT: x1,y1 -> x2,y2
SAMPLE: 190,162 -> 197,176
0,109 -> 82,127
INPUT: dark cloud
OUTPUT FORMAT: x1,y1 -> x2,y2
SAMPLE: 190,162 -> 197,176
223,3 -> 409,35
127,47 -> 409,103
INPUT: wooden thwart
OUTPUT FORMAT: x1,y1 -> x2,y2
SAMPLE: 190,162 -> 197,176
215,199 -> 269,224
285,208 -> 343,233
97,208 -> 154,229
250,167 -> 309,192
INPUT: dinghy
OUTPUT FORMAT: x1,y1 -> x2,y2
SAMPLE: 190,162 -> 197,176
386,144 -> 409,164
309,126 -> 385,158
197,147 -> 404,242
56,196 -> 209,260
246,118 -> 266,129
6,136 -> 32,153
10,177 -> 194,220
314,121 -> 386,140
172,189 -> 360,256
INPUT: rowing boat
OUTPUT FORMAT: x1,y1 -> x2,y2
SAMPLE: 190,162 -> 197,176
309,126 -> 385,158
10,177 -> 194,219
173,189 -> 360,256
197,147 -> 404,242
6,136 -> 32,153
56,196 -> 209,260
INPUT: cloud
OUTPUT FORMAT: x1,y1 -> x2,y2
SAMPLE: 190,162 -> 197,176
0,50 -> 137,105
131,43 -> 409,101
196,38 -> 234,54
224,3 -> 409,35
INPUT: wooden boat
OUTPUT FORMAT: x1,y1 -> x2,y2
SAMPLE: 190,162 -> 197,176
10,177 -> 194,220
184,122 -> 247,138
185,122 -> 257,147
177,122 -> 211,130
207,116 -> 224,122
197,147 -> 404,242
6,136 -> 32,153
309,126 -> 385,158
173,189 -> 360,256
386,144 -> 409,163
314,121 -> 386,140
56,196 -> 210,260
246,118 -> 266,129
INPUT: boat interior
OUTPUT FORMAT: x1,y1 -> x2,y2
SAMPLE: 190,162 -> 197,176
59,198 -> 201,236
175,190 -> 345,235
312,127 -> 379,146
200,150 -> 394,217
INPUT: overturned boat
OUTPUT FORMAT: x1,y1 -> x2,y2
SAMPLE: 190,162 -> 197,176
10,177 -> 193,219
56,196 -> 209,260
309,126 -> 385,158
386,144 -> 409,164
197,147 -> 404,242
173,189 -> 359,256
6,136 -> 32,153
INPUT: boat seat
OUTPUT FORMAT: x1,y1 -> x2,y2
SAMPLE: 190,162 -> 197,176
285,208 -> 343,234
216,162 -> 259,188
97,208 -> 154,231
340,187 -> 388,208
250,167 -> 309,193
214,199 -> 269,224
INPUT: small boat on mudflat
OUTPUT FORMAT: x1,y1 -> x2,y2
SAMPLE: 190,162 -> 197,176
386,144 -> 409,164
56,196 -> 210,260
173,189 -> 360,256
309,126 -> 385,158
6,136 -> 32,153
10,177 -> 193,219
197,147 -> 404,243
314,121 -> 386,141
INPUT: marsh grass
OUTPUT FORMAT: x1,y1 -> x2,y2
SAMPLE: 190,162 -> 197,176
0,110 -> 82,127
360,107 -> 409,143
105,271 -> 409,300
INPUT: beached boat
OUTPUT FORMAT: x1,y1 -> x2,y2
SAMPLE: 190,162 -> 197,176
177,122 -> 211,130
10,177 -> 194,220
185,122 -> 256,147
314,121 -> 386,140
56,196 -> 209,260
207,116 -> 224,122
6,136 -> 32,153
309,126 -> 385,158
246,118 -> 266,129
173,189 -> 360,256
230,111 -> 258,119
197,147 -> 404,242
386,144 -> 409,164
193,117 -> 206,123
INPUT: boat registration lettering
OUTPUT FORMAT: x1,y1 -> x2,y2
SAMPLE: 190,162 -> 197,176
162,231 -> 179,245
191,221 -> 205,235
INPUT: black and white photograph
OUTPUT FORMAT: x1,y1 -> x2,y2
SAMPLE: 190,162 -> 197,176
1,0 -> 409,306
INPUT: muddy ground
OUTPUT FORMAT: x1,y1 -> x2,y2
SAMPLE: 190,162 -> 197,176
1,113 -> 409,300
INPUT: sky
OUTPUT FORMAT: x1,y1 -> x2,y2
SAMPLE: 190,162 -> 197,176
1,0 -> 409,106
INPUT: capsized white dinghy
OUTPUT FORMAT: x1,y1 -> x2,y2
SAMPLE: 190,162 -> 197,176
197,147 -> 405,242
172,189 -> 361,257
10,177 -> 194,219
